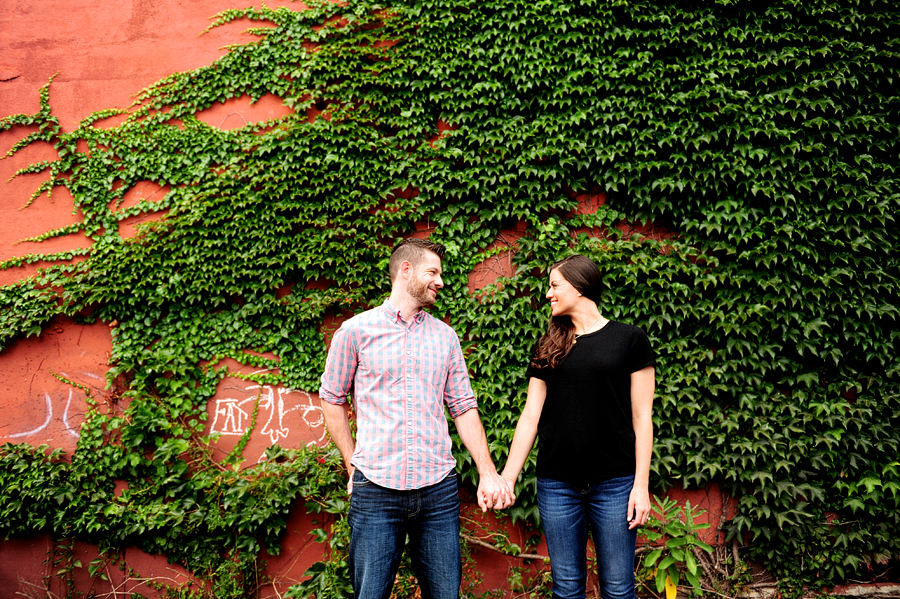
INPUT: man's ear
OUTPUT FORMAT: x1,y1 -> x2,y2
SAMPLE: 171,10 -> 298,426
399,260 -> 413,280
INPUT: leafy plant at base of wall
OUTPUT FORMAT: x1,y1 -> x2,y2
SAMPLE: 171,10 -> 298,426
506,566 -> 552,599
46,535 -> 81,599
638,496 -> 713,598
285,515 -> 352,599
1,0 -> 899,595
0,438 -> 347,598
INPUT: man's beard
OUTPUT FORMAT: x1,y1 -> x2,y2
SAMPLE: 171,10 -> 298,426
407,276 -> 436,306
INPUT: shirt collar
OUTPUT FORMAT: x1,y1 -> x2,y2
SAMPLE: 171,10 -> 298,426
381,299 -> 426,325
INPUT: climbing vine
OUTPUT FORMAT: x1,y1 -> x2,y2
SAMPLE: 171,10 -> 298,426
1,0 -> 899,596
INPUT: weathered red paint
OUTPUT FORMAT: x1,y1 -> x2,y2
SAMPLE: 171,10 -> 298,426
0,0 -> 300,284
0,316 -> 108,453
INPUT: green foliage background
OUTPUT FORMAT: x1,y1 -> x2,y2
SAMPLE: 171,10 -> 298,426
1,0 -> 899,595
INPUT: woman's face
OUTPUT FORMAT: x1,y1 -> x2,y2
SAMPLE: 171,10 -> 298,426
546,268 -> 581,317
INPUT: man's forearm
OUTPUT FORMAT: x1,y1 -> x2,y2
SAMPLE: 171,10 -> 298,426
454,408 -> 514,510
319,399 -> 356,471
453,408 -> 496,474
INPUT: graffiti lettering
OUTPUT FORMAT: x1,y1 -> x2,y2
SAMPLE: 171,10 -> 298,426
209,381 -> 325,446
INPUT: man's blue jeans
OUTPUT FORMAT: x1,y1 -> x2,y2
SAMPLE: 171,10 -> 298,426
537,475 -> 638,599
348,469 -> 461,599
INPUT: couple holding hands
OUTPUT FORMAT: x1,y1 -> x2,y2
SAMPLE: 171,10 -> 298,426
319,238 -> 656,599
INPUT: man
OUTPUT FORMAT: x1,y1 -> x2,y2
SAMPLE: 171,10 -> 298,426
319,237 -> 513,599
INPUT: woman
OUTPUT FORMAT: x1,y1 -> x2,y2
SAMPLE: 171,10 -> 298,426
502,254 -> 656,599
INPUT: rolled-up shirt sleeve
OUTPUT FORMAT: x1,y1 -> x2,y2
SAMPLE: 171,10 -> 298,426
443,333 -> 478,418
319,324 -> 357,406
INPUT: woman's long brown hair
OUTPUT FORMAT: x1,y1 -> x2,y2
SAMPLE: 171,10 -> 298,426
530,255 -> 604,370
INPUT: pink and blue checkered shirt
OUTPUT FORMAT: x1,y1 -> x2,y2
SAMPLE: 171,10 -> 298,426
319,300 -> 478,490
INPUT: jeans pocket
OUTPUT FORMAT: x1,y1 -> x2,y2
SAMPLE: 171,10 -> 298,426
352,469 -> 372,487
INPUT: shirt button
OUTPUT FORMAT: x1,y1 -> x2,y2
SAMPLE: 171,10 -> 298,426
406,350 -> 411,355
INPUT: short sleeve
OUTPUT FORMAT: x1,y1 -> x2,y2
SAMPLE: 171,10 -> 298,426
628,325 -> 657,373
525,339 -> 552,381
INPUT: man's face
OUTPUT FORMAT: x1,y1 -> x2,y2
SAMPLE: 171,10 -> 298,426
406,251 -> 444,307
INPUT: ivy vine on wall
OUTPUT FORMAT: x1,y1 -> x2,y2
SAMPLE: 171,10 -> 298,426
1,0 -> 899,596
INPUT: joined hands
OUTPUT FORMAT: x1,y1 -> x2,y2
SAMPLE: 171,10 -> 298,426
477,471 -> 517,511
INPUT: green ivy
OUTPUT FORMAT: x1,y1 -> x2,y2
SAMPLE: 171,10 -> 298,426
1,0 -> 899,594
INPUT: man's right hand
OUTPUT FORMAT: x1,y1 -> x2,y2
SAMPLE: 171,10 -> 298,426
320,399 -> 357,498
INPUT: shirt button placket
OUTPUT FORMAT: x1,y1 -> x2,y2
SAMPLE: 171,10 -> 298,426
405,326 -> 414,488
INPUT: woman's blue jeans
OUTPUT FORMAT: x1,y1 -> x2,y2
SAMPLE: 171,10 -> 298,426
537,475 -> 638,599
348,469 -> 462,599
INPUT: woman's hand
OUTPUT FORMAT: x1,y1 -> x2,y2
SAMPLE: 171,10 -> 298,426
629,366 -> 655,530
499,377 -> 547,506
627,484 -> 651,529
500,474 -> 518,506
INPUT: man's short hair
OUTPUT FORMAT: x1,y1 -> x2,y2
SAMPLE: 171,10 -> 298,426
389,238 -> 446,282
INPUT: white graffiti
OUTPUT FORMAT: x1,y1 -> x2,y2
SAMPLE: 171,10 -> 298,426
0,371 -> 324,447
2,393 -> 54,439
1,387 -> 85,440
209,382 -> 325,445
62,389 -> 80,438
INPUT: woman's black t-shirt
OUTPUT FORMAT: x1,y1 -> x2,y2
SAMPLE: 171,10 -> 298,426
525,321 -> 657,484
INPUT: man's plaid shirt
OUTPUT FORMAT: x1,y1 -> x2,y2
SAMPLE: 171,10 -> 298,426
319,300 -> 478,490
